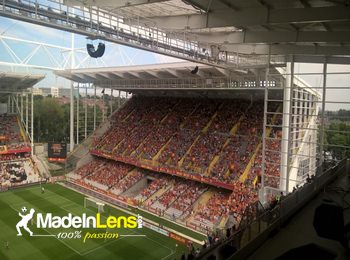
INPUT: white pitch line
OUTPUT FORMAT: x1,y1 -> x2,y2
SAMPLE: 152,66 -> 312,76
11,185 -> 176,259
8,204 -> 83,256
32,234 -> 56,237
80,236 -> 127,256
160,249 -> 176,260
120,234 -> 146,237
11,194 -> 61,207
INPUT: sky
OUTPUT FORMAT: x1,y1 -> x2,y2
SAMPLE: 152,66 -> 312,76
0,16 -> 349,111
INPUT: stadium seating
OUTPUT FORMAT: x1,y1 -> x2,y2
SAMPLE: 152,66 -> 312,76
74,158 -> 106,178
0,159 -> 38,186
168,183 -> 207,218
135,174 -> 171,202
0,114 -> 29,150
75,96 -> 284,231
191,182 -> 258,231
111,169 -> 144,195
85,160 -> 134,190
92,97 -> 267,184
211,135 -> 259,182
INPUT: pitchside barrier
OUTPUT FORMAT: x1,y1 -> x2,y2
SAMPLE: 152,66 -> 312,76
61,180 -> 205,245
2,180 -> 46,191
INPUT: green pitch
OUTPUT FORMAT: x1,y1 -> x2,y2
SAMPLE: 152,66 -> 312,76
0,184 -> 189,260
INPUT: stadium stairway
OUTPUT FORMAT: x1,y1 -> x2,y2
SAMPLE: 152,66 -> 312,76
229,115 -> 244,136
121,175 -> 148,197
239,105 -> 281,183
178,102 -> 220,167
206,154 -> 221,176
17,117 -> 29,144
130,109 -> 174,159
181,109 -> 221,172
153,102 -> 201,165
185,190 -> 214,223
218,214 -> 230,229
144,180 -> 174,205
178,133 -> 202,167
152,136 -> 173,162
205,115 -> 244,176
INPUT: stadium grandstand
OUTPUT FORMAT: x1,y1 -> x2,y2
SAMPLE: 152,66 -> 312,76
0,73 -> 44,190
58,61 -> 319,237
0,0 -> 350,260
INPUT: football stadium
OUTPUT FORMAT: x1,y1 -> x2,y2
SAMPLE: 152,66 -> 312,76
0,1 -> 350,260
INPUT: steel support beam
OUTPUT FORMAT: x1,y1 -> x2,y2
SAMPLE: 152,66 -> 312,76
191,31 -> 350,44
63,0 -> 166,8
76,84 -> 80,145
146,6 -> 350,29
70,81 -> 75,152
31,92 -> 34,156
25,94 -> 28,132
85,85 -> 88,140
93,84 -> 97,131
260,47 -> 270,203
320,59 -> 327,169
222,44 -> 350,56
280,57 -> 294,193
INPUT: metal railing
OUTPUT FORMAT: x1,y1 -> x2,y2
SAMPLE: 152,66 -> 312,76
0,0 -> 286,69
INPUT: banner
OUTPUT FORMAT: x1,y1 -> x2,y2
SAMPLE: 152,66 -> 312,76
169,232 -> 190,244
90,149 -> 235,191
143,222 -> 169,237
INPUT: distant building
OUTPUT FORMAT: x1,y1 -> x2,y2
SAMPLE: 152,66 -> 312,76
51,87 -> 59,98
32,88 -> 43,96
32,87 -> 77,98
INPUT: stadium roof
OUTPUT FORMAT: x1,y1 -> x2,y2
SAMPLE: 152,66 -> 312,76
55,62 -> 258,83
66,0 -> 350,60
0,72 -> 44,93
55,61 -> 319,100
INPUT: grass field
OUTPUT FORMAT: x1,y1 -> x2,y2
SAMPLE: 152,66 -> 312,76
0,184 -> 190,260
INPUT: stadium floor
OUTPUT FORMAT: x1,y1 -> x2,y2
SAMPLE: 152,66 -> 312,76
0,184 -> 188,260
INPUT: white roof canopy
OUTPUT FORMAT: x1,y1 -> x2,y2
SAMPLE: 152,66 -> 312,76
0,72 -> 44,93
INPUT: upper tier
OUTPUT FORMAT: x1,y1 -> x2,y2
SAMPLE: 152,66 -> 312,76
91,96 -> 281,190
0,114 -> 31,155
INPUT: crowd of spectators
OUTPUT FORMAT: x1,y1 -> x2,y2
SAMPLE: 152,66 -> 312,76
247,109 -> 282,188
194,192 -> 229,226
85,160 -> 133,188
183,132 -> 226,173
208,101 -> 248,133
171,183 -> 207,215
211,135 -> 259,182
1,161 -> 26,184
193,182 -> 258,229
0,114 -> 29,150
134,99 -> 196,160
158,129 -> 198,166
74,158 -> 105,178
154,181 -> 189,210
91,97 -> 283,191
111,169 -> 144,194
237,103 -> 264,136
182,100 -> 220,131
137,175 -> 170,201
0,153 -> 29,161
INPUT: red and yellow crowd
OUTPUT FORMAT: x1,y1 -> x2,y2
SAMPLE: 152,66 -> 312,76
72,96 -> 284,231
0,114 -> 29,150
